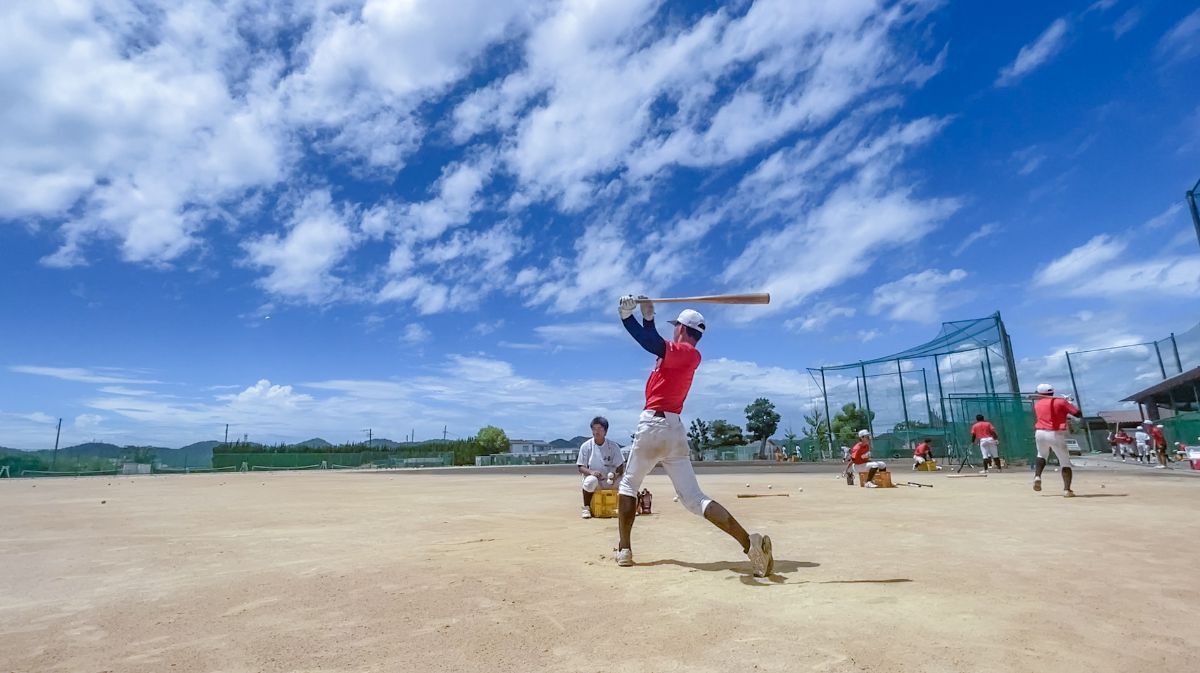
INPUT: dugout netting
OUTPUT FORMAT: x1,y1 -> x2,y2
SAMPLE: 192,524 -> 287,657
20,468 -> 121,478
808,313 -> 1021,463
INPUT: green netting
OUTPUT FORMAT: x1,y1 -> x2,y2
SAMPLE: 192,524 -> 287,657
808,313 -> 1020,456
20,468 -> 121,477
1161,411 -> 1200,447
945,394 -> 1037,465
153,465 -> 237,474
218,452 -> 455,470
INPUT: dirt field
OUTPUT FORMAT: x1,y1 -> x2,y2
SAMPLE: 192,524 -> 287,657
1,466 -> 1196,673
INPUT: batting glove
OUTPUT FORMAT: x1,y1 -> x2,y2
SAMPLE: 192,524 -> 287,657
618,294 -> 637,320
637,295 -> 654,321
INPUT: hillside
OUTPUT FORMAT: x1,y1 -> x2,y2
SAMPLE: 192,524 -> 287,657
292,438 -> 332,449
156,441 -> 219,468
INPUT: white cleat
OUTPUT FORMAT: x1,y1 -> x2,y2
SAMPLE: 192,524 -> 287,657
581,506 -> 592,519
865,482 -> 878,489
1033,477 -> 1042,492
615,548 -> 633,567
1064,490 -> 1076,498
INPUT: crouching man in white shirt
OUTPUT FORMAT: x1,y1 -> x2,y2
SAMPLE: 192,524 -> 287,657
578,416 -> 626,519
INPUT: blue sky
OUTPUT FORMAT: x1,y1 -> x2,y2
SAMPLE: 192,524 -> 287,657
2,0 -> 1199,449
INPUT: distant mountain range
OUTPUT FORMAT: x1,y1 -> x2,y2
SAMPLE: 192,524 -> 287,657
0,434 -> 602,465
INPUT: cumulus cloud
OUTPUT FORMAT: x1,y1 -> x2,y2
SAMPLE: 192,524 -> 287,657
242,189 -> 358,304
1034,234 -> 1200,298
870,269 -> 969,323
996,17 -> 1070,87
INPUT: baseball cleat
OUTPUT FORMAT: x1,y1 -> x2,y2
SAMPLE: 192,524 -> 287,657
1033,477 -> 1042,492
865,482 -> 878,488
581,506 -> 592,519
1064,490 -> 1076,498
747,533 -> 773,577
615,548 -> 633,567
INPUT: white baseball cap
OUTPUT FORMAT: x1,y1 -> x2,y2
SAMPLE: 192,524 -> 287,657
857,429 -> 871,438
1035,383 -> 1054,394
670,309 -> 706,333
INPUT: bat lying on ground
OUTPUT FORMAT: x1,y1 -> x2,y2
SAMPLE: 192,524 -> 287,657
901,481 -> 933,488
947,474 -> 987,478
736,493 -> 791,498
638,293 -> 770,305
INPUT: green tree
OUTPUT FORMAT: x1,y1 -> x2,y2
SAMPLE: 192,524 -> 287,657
744,397 -> 781,458
801,407 -> 830,459
475,426 -> 510,453
709,419 -> 745,448
830,402 -> 875,449
687,419 -> 710,453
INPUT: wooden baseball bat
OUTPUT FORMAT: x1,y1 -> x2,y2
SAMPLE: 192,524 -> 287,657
736,493 -> 790,498
638,293 -> 770,305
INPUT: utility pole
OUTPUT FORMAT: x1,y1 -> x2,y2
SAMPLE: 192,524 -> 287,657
443,425 -> 448,441
1188,178 -> 1200,249
363,428 -> 372,446
51,418 -> 62,470
224,424 -> 229,444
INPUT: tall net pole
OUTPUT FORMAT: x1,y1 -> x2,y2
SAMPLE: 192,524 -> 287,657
820,367 -> 833,456
860,362 -> 874,437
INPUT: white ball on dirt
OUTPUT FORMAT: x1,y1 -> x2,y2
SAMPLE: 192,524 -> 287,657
745,483 -> 750,488
672,496 -> 679,502
797,487 -> 804,492
767,484 -> 773,489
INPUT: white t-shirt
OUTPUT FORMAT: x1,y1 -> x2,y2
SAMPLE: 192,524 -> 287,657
1135,430 -> 1149,447
577,438 -> 625,473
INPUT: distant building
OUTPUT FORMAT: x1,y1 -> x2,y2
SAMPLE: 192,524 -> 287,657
509,439 -> 552,454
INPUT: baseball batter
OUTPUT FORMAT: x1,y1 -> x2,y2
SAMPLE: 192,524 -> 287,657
1032,383 -> 1081,497
971,414 -> 1001,473
614,294 -> 774,577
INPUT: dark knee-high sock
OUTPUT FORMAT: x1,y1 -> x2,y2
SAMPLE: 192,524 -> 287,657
1062,467 -> 1073,491
1034,457 -> 1047,478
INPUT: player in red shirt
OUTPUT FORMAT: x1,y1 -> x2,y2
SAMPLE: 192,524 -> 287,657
971,414 -> 1001,473
1145,422 -> 1170,469
912,438 -> 934,470
849,429 -> 887,486
614,294 -> 774,577
1032,383 -> 1081,497
1111,428 -> 1134,461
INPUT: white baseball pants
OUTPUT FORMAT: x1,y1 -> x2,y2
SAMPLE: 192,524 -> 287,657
1035,430 -> 1073,468
979,437 -> 999,459
618,410 -> 712,516
582,475 -> 616,492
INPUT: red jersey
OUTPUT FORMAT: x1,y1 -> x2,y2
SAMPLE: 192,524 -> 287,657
1148,426 -> 1166,448
850,441 -> 871,465
971,421 -> 997,441
644,341 -> 701,414
1033,397 -> 1079,431
914,442 -> 932,457
1114,433 -> 1133,445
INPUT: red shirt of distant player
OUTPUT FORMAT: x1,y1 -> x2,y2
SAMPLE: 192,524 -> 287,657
1033,397 -> 1079,431
914,441 -> 932,458
971,420 -> 997,441
1148,426 -> 1166,448
643,341 -> 701,414
850,441 -> 872,465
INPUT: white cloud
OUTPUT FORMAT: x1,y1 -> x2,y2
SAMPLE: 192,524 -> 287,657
784,305 -> 857,333
9,366 -> 161,385
1013,146 -> 1046,175
74,413 -> 105,430
242,189 -> 358,304
1088,0 -> 1119,11
1156,9 -> 1200,64
870,269 -> 969,323
1033,233 -> 1200,298
996,17 -> 1070,87
1033,235 -> 1127,285
1112,8 -> 1142,39
1142,203 -> 1184,230
402,324 -> 431,345
952,223 -> 1000,256
0,1 -> 291,267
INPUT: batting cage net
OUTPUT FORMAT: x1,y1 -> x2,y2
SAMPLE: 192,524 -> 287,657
809,313 -> 1021,464
1061,322 -> 1198,421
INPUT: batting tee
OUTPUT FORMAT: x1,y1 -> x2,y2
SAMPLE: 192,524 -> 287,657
808,312 -> 1023,463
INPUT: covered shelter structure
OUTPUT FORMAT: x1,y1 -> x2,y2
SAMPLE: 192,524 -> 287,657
1121,367 -> 1200,448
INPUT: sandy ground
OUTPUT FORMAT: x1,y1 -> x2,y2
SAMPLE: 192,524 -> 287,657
1,466 -> 1197,673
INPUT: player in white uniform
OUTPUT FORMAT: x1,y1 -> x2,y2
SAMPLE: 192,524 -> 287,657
576,416 -> 625,519
1134,427 -> 1150,464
